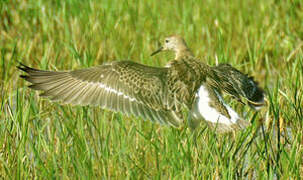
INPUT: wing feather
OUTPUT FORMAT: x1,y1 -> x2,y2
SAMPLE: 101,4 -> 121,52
210,64 -> 265,109
18,62 -> 182,126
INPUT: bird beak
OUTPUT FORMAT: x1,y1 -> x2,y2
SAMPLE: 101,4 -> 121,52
150,46 -> 163,56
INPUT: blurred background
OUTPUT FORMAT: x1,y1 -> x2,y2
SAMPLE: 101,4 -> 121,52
1,0 -> 302,179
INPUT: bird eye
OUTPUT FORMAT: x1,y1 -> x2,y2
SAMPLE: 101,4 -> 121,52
165,40 -> 169,43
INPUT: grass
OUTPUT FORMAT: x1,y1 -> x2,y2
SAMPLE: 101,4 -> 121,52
1,0 -> 303,178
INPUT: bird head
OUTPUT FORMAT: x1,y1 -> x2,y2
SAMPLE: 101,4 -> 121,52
151,35 -> 192,59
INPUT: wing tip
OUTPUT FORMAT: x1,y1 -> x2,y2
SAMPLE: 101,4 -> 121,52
17,62 -> 46,74
19,75 -> 28,79
247,92 -> 266,110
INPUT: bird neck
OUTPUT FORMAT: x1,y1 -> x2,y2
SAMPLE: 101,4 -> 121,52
175,48 -> 194,60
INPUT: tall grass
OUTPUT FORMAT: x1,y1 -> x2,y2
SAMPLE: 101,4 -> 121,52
1,0 -> 302,178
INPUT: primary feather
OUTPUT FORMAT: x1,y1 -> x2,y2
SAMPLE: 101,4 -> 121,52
18,36 -> 265,134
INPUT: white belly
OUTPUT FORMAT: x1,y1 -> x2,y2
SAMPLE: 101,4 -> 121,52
195,85 -> 239,125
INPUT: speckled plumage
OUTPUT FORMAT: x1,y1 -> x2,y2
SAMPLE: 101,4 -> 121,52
18,35 -> 264,133
18,61 -> 184,127
151,35 -> 264,132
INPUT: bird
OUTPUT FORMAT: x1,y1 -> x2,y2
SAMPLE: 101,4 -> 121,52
17,35 -> 264,133
150,35 -> 265,132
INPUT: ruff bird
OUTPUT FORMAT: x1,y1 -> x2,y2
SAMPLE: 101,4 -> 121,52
18,36 -> 264,133
151,35 -> 264,132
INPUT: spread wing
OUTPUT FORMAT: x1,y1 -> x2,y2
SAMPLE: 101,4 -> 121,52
17,61 -> 183,126
208,63 -> 265,109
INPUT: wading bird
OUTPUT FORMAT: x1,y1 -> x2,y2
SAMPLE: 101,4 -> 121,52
18,35 -> 264,133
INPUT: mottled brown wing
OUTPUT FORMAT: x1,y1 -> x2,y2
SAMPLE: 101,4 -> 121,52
17,61 -> 183,126
209,64 -> 264,109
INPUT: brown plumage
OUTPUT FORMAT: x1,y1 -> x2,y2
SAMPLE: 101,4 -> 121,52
18,61 -> 183,126
18,35 -> 265,133
151,35 -> 264,132
210,63 -> 265,109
